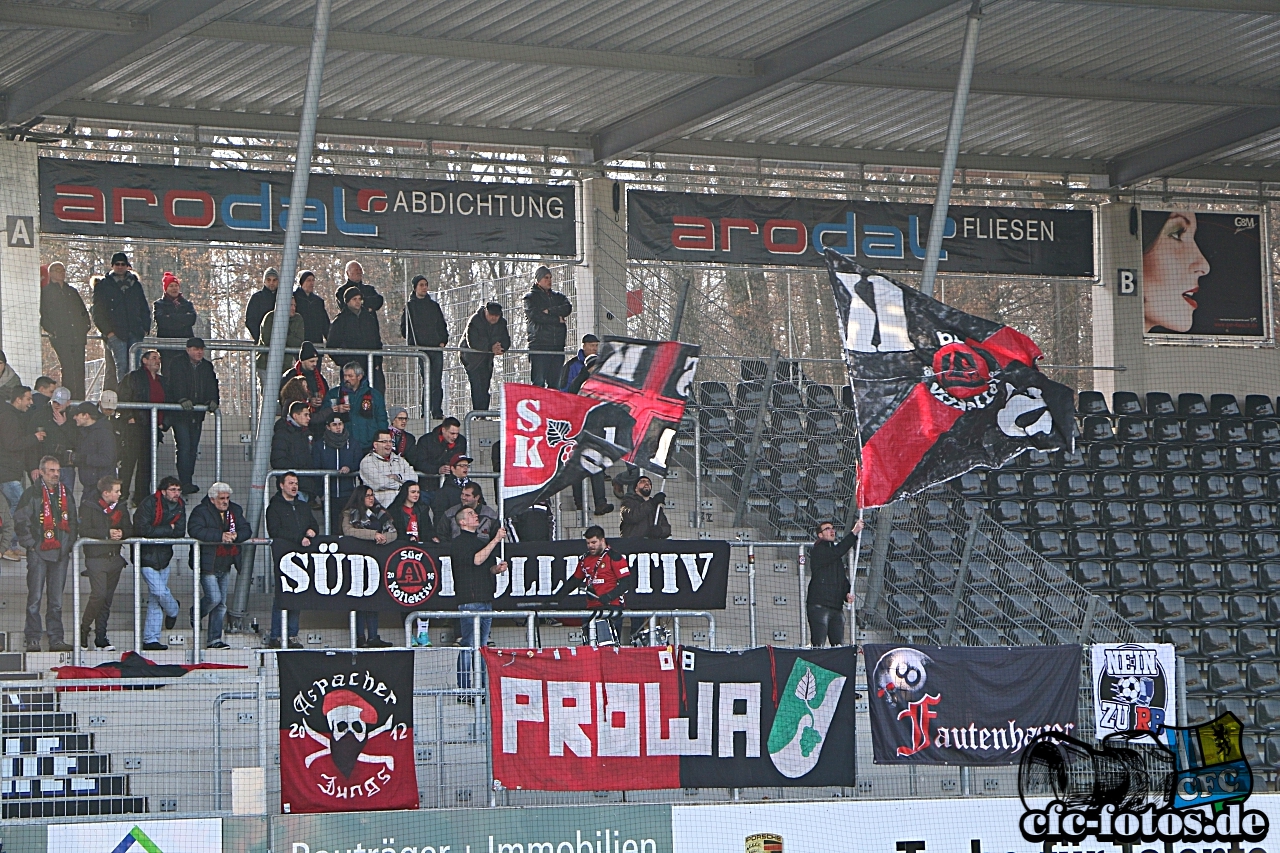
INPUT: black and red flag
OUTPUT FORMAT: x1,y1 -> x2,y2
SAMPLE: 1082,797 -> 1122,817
825,249 -> 1075,508
278,650 -> 418,814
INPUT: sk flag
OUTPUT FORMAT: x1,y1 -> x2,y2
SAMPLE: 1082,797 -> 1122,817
825,248 -> 1075,507
501,383 -> 631,516
278,650 -> 418,814
579,337 -> 700,475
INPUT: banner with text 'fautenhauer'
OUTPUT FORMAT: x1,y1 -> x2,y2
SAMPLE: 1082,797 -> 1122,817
39,159 -> 577,256
864,644 -> 1080,766
273,536 -> 729,612
486,645 -> 856,791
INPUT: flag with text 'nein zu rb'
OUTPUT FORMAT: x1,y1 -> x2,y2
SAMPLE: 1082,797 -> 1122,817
825,248 -> 1076,508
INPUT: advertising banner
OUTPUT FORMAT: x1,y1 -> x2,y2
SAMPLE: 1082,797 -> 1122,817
1141,209 -> 1268,341
628,189 -> 1095,276
827,251 -> 1075,508
486,645 -> 855,791
39,159 -> 577,256
864,644 -> 1080,765
278,651 -> 418,814
274,536 -> 729,612
46,819 -> 222,853
1091,642 -> 1176,739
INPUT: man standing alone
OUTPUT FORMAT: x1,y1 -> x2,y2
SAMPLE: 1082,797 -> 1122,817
41,262 -> 91,401
523,266 -> 571,388
401,274 -> 449,420
806,518 -> 864,647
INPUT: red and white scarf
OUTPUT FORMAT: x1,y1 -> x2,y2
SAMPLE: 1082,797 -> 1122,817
216,509 -> 239,558
39,483 -> 70,551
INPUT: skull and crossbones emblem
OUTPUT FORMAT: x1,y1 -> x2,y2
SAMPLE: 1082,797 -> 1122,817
302,688 -> 396,778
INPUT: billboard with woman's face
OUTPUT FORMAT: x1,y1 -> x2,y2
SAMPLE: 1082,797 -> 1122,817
1142,209 -> 1269,342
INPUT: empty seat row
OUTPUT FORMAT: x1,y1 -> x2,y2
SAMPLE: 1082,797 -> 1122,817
1081,415 -> 1280,445
1116,591 -> 1280,625
698,380 -> 845,411
1076,560 -> 1280,592
994,498 -> 1277,529
1079,390 -> 1278,419
965,470 -> 1279,500
1032,529 -> 1280,560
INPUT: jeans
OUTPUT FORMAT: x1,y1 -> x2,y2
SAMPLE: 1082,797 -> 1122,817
356,610 -> 380,641
25,552 -> 69,645
420,349 -> 444,417
141,566 -> 179,644
81,560 -> 125,643
171,419 -> 203,488
105,336 -> 138,383
571,472 -> 607,510
464,359 -> 493,411
199,572 -> 230,645
270,607 -> 300,642
0,480 -> 23,549
806,602 -> 845,647
457,603 -> 492,688
529,352 -> 563,388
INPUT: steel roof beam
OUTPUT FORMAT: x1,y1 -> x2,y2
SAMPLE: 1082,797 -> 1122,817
1107,107 -> 1280,186
590,0 -> 958,163
0,2 -> 146,32
1060,0 -> 1280,13
3,0 -> 251,125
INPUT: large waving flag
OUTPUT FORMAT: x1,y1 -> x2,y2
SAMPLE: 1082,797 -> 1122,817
826,248 -> 1075,508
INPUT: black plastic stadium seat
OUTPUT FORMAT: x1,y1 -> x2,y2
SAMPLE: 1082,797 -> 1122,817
1262,564 -> 1280,591
1223,562 -> 1255,590
1200,628 -> 1233,659
811,470 -> 840,495
1201,475 -> 1231,499
1117,594 -> 1150,622
1113,391 -> 1144,416
701,438 -> 734,464
1023,472 -> 1056,497
1083,415 -> 1115,442
1141,532 -> 1176,559
839,386 -> 855,409
1216,698 -> 1249,721
1257,700 -> 1280,731
1214,532 -> 1248,560
1229,447 -> 1259,471
771,409 -> 803,434
1032,531 -> 1067,558
1118,417 -> 1150,443
699,381 -> 732,408
1184,699 -> 1212,725
988,471 -> 1020,497
1093,473 -> 1125,498
1149,561 -> 1180,589
1187,418 -> 1218,443
1186,561 -> 1217,590
1111,561 -> 1145,589
1171,502 -> 1204,527
1253,532 -> 1280,559
1255,421 -> 1280,444
1208,662 -> 1245,694
1075,561 -> 1107,588
1024,449 -> 1053,468
1239,627 -> 1272,659
1077,390 -> 1110,416
1072,531 -> 1106,558
1236,475 -> 1266,501
1247,395 -> 1277,418
1179,393 -> 1209,416
768,440 -> 804,466
1194,593 -> 1227,623
700,408 -> 732,433
1262,447 -> 1280,470
1211,394 -> 1241,417
805,410 -> 840,437
1059,473 -> 1091,498
958,472 -> 984,495
1157,446 -> 1189,471
887,561 -> 922,587
1124,445 -> 1156,470
808,438 -> 842,467
1137,501 -> 1169,528
926,530 -> 959,555
810,498 -> 839,523
1146,392 -> 1176,415
1221,419 -> 1248,444
771,382 -> 803,410
1153,417 -> 1184,443
924,500 -> 950,525
1104,531 -> 1138,559
1190,447 -> 1225,471
1163,627 -> 1195,655
736,381 -> 765,409
1103,501 -> 1137,528
769,497 -> 799,527
1028,500 -> 1060,527
1129,473 -> 1161,498
734,408 -> 761,434
1245,504 -> 1275,528
1268,595 -> 1280,623
1089,444 -> 1122,469
1065,500 -> 1098,526
1208,502 -> 1239,528
805,384 -> 839,409
1154,593 -> 1188,622
1231,594 -> 1264,624
741,359 -> 767,382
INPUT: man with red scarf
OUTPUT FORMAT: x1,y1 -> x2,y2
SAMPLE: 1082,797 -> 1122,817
119,349 -> 168,507
189,483 -> 252,650
283,341 -> 329,412
14,455 -> 78,652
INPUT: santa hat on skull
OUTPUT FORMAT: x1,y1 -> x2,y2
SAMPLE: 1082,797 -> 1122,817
323,689 -> 377,727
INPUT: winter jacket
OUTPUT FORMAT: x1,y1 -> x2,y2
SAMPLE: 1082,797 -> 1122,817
407,425 -> 468,476
133,492 -> 186,569
437,501 -> 498,542
293,288 -> 330,344
30,404 -> 76,468
342,506 -> 396,541
807,532 -> 858,610
14,481 -> 78,560
559,349 -> 589,391
79,494 -> 132,569
165,357 -> 219,424
523,285 -> 572,352
256,311 -> 306,370
188,496 -> 252,575
430,476 -> 473,520
459,308 -> 511,369
401,293 -> 448,347
119,367 -> 168,433
75,418 -> 118,488
245,286 -> 279,341
270,417 -> 313,472
326,305 -> 383,368
0,365 -> 20,399
266,491 -> 318,548
41,282 -> 91,340
619,493 -> 672,540
153,294 -> 197,341
358,451 -> 416,509
312,429 -> 360,505
0,403 -> 41,483
342,281 -> 384,313
321,381 -> 386,453
92,273 -> 151,341
388,498 -> 432,543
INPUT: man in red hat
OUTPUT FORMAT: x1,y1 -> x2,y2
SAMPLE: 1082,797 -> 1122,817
153,271 -> 197,378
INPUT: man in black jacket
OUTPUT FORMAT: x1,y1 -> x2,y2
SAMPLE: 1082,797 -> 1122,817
266,472 -> 317,648
41,262 -> 91,401
401,274 -> 449,420
272,402 -> 316,500
73,403 -> 117,503
0,386 -> 46,561
522,266 -> 572,388
807,518 -> 865,647
619,477 -> 669,540
166,338 -> 220,495
408,417 -> 468,480
133,477 -> 186,651
119,350 -> 167,507
78,475 -> 131,651
459,302 -> 510,411
327,282 -> 385,393
93,253 -> 151,383
245,267 -> 280,342
189,483 -> 252,649
15,456 -> 78,651
293,270 -> 330,345
153,272 -> 198,377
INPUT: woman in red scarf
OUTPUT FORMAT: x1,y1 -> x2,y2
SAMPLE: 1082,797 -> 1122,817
387,480 -> 430,543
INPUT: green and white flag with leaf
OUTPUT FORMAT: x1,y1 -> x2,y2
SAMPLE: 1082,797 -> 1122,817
767,658 -> 847,778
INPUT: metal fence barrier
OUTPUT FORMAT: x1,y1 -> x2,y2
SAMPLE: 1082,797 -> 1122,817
111,401 -> 223,494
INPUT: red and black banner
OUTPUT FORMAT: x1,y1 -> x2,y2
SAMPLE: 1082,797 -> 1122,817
486,645 -> 856,791
827,250 -> 1076,507
864,644 -> 1080,766
279,650 -> 418,813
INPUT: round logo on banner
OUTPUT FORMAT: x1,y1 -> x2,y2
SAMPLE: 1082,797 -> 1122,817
383,546 -> 439,607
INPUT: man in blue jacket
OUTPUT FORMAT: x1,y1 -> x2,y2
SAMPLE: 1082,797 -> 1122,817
188,483 -> 252,650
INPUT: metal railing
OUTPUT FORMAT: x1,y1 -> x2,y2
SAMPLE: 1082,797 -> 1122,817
112,401 -> 223,492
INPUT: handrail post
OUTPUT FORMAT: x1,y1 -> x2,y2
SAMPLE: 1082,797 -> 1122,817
733,350 -> 778,527
133,541 -> 142,653
747,544 -> 757,648
797,543 -> 807,646
192,542 -> 202,664
149,408 -> 158,494
323,474 -> 331,536
71,542 -> 82,666
349,610 -> 357,649
526,613 -> 535,649
214,410 -> 223,482
472,614 -> 481,690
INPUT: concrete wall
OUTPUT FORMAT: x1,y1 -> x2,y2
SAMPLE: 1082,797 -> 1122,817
0,141 -> 43,386
1093,202 -> 1279,403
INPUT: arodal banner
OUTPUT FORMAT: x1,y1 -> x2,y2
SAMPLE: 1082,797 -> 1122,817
1091,642 -> 1177,740
487,645 -> 856,791
628,189 -> 1095,276
273,536 -> 729,612
39,159 -> 577,256
864,644 -> 1080,766
827,250 -> 1076,507
503,339 -> 697,515
278,650 -> 418,814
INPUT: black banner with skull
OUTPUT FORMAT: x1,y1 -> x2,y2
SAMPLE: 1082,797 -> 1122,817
279,650 -> 419,813
825,249 -> 1077,507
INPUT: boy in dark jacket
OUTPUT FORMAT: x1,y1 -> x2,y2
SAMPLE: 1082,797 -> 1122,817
14,456 -> 78,652
401,274 -> 449,419
73,403 -> 118,502
459,303 -> 510,411
523,266 -> 572,388
188,483 -> 252,650
78,476 -> 132,651
153,272 -> 197,377
409,417 -> 468,480
312,413 -> 360,533
133,477 -> 186,650
806,518 -> 864,647
266,473 -> 317,648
